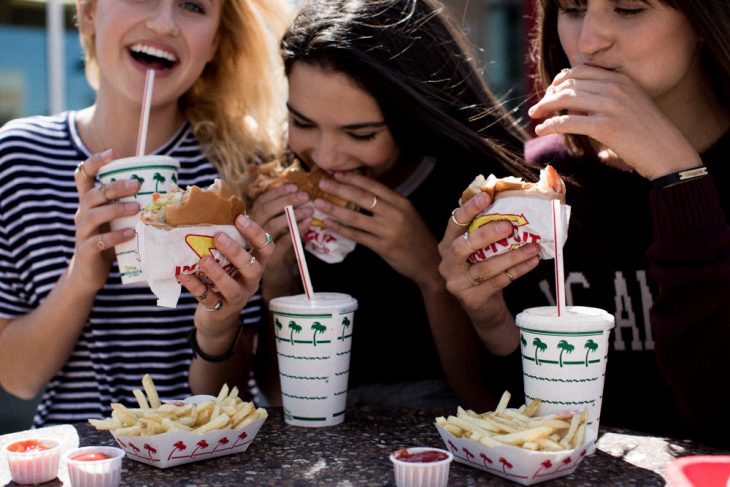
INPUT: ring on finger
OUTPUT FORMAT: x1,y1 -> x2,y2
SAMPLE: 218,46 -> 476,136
96,234 -> 106,250
505,270 -> 515,283
466,266 -> 485,287
369,195 -> 378,210
203,295 -> 223,312
76,161 -> 92,180
255,233 -> 273,250
463,231 -> 475,251
451,208 -> 468,227
237,255 -> 256,273
99,183 -> 110,203
195,287 -> 209,302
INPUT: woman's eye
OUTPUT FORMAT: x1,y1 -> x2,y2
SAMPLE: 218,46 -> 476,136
291,118 -> 314,130
615,7 -> 646,16
349,132 -> 377,142
180,1 -> 205,14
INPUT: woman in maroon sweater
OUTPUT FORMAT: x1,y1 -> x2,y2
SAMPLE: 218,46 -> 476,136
438,0 -> 730,446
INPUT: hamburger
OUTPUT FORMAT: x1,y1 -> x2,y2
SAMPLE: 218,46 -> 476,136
248,158 -> 351,208
142,179 -> 245,226
460,165 -> 566,205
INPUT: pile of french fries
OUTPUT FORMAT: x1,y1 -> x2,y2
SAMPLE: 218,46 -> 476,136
436,391 -> 588,452
88,374 -> 267,436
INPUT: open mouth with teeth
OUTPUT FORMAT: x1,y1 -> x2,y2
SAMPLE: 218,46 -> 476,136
129,43 -> 179,70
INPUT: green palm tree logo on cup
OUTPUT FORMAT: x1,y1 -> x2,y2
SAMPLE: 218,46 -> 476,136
153,172 -> 166,192
584,339 -> 598,367
275,318 -> 283,339
340,316 -> 351,340
130,174 -> 145,198
171,173 -> 178,184
311,322 -> 326,346
557,340 -> 575,367
288,320 -> 302,344
533,338 -> 547,365
520,334 -> 527,348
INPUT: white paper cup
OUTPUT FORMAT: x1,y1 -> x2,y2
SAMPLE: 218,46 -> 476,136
269,292 -> 357,427
389,447 -> 453,487
97,155 -> 180,285
65,446 -> 125,487
515,306 -> 615,432
2,438 -> 61,485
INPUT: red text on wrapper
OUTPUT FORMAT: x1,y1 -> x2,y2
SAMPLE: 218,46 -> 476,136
467,213 -> 542,263
303,225 -> 337,255
174,234 -> 236,278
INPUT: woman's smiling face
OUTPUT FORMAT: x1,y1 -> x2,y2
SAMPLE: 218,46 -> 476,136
286,62 -> 400,178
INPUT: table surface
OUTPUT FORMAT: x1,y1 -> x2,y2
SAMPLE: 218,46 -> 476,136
1,406 -> 727,486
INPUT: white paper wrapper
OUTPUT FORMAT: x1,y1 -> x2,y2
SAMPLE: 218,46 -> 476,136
435,424 -> 596,485
302,206 -> 356,263
109,395 -> 266,469
136,222 -> 246,307
467,192 -> 570,263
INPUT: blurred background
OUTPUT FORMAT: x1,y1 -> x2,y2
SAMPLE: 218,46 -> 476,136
0,0 -> 536,433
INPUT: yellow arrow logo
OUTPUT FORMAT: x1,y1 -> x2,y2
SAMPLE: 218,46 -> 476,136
185,234 -> 216,259
468,213 -> 528,233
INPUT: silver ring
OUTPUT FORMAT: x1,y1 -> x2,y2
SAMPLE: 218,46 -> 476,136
99,183 -> 110,203
451,208 -> 468,227
463,231 -> 475,251
505,271 -> 514,283
203,296 -> 223,312
237,255 -> 256,273
96,234 -> 106,250
195,287 -> 209,302
255,233 -> 273,250
369,195 -> 378,210
466,266 -> 484,287
76,161 -> 92,180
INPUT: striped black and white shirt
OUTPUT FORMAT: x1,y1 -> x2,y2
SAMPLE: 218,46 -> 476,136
0,112 -> 263,427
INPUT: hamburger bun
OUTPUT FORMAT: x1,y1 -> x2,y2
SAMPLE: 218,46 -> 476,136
460,165 -> 566,205
142,179 -> 246,226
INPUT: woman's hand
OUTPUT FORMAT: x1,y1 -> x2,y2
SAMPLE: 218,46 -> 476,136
72,150 -> 141,294
313,171 -> 439,287
437,191 -> 540,330
178,215 -> 276,345
248,184 -> 313,297
528,65 -> 702,179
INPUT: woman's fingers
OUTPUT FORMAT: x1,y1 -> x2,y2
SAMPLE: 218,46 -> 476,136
74,150 -> 113,198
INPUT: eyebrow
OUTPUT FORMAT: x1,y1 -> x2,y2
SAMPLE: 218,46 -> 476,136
287,103 -> 387,130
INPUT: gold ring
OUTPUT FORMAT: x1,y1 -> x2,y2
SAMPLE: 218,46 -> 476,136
369,195 -> 378,210
99,183 -> 110,203
76,161 -> 92,180
451,208 -> 468,227
505,271 -> 514,283
195,287 -> 209,302
203,296 -> 223,312
463,231 -> 475,251
96,234 -> 106,250
237,255 -> 256,273
466,266 -> 484,287
256,233 -> 273,250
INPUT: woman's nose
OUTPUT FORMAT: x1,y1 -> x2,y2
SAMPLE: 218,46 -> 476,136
577,9 -> 613,56
145,2 -> 181,37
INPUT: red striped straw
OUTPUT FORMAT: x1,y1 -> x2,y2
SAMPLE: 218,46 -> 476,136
136,69 -> 156,157
284,205 -> 314,300
552,199 -> 566,316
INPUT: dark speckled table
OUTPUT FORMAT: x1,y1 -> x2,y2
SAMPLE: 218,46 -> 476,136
1,406 -> 727,486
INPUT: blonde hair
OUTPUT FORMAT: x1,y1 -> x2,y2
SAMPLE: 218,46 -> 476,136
77,0 -> 292,198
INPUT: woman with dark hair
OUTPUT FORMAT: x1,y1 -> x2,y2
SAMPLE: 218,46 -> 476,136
439,0 -> 730,445
251,0 -> 536,409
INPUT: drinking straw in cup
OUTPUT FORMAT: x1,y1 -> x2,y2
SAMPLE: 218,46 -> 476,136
136,69 -> 155,157
284,204 -> 314,299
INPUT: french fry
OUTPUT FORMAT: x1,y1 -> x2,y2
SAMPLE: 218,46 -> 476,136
88,375 -> 263,436
436,391 -> 589,452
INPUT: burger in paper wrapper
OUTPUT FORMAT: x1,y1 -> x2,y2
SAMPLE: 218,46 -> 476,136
460,165 -> 570,263
249,159 -> 357,263
137,179 -> 247,308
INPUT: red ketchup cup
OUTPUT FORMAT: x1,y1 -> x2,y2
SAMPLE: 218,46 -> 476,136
64,446 -> 125,487
389,447 -> 454,487
2,438 -> 62,485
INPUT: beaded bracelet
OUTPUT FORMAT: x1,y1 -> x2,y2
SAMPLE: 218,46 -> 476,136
651,166 -> 708,189
187,325 -> 243,363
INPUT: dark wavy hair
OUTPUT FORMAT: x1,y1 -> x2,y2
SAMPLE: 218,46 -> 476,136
281,0 -> 536,180
530,0 -> 730,159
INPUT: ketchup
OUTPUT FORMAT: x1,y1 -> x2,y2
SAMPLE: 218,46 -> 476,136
70,452 -> 111,462
7,440 -> 52,453
393,448 -> 449,463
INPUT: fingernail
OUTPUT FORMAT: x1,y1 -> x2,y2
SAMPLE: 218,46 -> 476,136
123,228 -> 136,238
528,105 -> 536,115
319,178 -> 334,190
101,149 -> 113,160
216,233 -> 232,247
124,202 -> 139,212
313,199 -> 327,210
296,191 -> 309,202
177,273 -> 190,284
124,179 -> 139,189
523,243 -> 539,255
495,222 -> 512,233
236,214 -> 252,227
